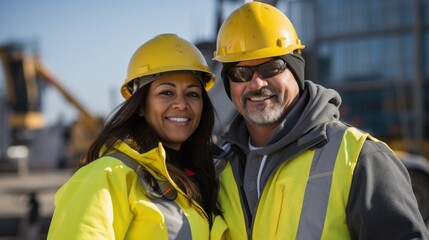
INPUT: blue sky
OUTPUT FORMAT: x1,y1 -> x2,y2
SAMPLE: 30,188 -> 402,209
0,0 -> 222,124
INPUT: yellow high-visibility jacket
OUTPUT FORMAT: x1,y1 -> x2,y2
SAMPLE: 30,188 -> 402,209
47,142 -> 209,239
212,126 -> 367,240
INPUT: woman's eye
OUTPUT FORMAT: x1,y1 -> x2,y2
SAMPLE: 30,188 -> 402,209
187,92 -> 201,98
160,90 -> 174,96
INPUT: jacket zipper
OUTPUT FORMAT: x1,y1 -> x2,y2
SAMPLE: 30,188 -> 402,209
275,185 -> 286,236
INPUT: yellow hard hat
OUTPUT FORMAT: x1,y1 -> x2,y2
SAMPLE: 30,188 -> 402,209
121,33 -> 215,99
213,2 -> 305,63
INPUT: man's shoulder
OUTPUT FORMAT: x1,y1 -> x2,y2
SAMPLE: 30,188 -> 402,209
213,143 -> 235,174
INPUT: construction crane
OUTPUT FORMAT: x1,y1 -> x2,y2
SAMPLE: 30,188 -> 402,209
0,42 -> 103,172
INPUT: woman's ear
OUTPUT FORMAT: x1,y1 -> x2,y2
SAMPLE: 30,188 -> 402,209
138,107 -> 145,117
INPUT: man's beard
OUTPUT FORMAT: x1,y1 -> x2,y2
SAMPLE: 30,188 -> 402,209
241,87 -> 285,125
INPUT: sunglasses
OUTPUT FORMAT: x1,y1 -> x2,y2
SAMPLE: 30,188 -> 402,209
137,165 -> 177,201
226,58 -> 287,83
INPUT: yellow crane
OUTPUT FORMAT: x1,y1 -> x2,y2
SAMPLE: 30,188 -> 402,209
0,42 -> 103,170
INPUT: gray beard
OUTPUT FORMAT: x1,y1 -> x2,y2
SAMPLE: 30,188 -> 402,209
244,102 -> 284,126
241,87 -> 285,125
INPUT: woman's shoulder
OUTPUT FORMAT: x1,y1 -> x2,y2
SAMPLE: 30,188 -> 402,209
69,154 -> 137,183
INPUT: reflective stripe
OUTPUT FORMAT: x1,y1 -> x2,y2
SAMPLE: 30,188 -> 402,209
151,198 -> 192,240
108,152 -> 192,240
296,127 -> 346,239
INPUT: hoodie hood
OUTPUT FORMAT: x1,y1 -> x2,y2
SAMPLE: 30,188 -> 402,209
222,81 -> 341,154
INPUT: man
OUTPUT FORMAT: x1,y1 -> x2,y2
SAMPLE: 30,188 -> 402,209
210,2 -> 429,239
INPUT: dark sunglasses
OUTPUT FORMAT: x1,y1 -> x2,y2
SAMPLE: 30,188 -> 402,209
226,58 -> 287,83
137,165 -> 177,201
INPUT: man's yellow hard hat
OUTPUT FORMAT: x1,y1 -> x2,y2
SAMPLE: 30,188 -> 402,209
213,2 -> 305,63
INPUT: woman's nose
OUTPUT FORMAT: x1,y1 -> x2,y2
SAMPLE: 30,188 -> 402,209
172,95 -> 187,109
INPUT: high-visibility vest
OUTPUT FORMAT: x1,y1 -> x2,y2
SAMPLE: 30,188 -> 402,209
212,125 -> 374,240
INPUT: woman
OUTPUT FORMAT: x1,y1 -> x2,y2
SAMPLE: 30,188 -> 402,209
47,33 -> 219,239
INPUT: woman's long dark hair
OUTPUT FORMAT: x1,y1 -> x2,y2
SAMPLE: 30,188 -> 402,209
79,81 -> 220,221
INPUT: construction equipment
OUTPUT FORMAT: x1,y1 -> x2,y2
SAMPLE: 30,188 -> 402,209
0,42 -> 103,172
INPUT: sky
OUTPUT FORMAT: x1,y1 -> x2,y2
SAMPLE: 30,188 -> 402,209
0,0 -> 225,125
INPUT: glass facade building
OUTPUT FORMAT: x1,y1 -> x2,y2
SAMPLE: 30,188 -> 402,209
286,0 -> 429,156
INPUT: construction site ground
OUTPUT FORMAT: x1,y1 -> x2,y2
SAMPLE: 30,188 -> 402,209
0,170 -> 72,240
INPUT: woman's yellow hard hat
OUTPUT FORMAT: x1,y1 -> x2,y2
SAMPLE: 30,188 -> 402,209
121,34 -> 215,99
